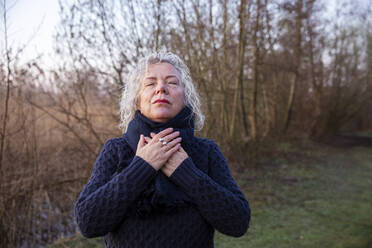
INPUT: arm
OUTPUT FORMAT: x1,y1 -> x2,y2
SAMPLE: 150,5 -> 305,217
169,141 -> 250,237
74,139 -> 157,238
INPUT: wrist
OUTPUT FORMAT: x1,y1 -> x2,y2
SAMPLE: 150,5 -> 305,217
137,155 -> 162,171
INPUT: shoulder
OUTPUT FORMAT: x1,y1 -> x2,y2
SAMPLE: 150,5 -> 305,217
101,136 -> 133,158
193,136 -> 218,148
103,137 -> 128,148
194,136 -> 226,160
103,135 -> 134,148
193,136 -> 221,154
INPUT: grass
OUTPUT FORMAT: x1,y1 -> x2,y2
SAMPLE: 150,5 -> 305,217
51,234 -> 105,248
50,141 -> 372,248
354,130 -> 372,138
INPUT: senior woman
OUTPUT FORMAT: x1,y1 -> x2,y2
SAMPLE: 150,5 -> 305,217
75,51 -> 250,248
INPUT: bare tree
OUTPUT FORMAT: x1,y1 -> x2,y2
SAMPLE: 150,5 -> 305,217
282,0 -> 303,133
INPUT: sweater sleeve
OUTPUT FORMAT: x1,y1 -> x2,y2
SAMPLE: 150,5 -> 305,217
169,140 -> 250,237
74,139 -> 157,238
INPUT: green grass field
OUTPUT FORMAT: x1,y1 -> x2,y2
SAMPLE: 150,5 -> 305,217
51,140 -> 372,248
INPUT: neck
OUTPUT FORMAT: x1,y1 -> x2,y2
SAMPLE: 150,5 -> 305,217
144,116 -> 171,123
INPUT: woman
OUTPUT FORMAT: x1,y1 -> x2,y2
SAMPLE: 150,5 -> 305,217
75,51 -> 250,248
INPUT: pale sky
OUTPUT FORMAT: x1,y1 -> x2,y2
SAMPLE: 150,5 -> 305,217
1,0 -> 60,67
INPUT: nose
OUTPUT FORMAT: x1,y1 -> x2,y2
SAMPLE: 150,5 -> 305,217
155,80 -> 168,94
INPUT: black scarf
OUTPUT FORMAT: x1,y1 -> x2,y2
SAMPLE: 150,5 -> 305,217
122,107 -> 195,217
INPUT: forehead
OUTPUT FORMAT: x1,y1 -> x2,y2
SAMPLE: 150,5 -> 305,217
144,62 -> 181,78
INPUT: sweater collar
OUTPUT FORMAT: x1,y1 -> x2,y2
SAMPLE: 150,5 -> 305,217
123,106 -> 195,152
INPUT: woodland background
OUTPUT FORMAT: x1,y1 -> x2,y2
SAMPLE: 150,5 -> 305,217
0,0 -> 371,247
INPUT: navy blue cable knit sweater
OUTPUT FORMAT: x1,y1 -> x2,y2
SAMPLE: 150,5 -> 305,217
75,108 -> 250,248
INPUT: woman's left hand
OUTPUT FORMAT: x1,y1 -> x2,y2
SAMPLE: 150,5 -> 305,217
149,132 -> 189,177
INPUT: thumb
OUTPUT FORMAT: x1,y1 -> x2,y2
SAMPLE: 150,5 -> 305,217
137,134 -> 145,149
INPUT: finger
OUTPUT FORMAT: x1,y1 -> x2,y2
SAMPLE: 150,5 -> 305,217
155,128 -> 173,139
137,134 -> 145,149
144,136 -> 152,143
155,131 -> 180,144
165,143 -> 181,156
178,146 -> 188,155
163,137 -> 182,151
150,132 -> 156,138
163,131 -> 180,142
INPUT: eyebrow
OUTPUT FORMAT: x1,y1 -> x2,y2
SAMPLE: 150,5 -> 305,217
144,75 -> 179,80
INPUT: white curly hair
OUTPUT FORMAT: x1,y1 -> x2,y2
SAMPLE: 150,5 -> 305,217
119,51 -> 205,132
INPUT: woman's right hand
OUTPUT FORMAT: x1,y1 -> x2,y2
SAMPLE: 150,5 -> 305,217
135,128 -> 182,170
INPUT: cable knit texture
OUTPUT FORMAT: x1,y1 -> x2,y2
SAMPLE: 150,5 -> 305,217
75,116 -> 251,248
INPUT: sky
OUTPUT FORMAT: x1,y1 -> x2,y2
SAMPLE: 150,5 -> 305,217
1,0 -> 60,67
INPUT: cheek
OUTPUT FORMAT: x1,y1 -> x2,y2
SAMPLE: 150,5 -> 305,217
139,90 -> 151,104
137,92 -> 147,110
175,90 -> 185,107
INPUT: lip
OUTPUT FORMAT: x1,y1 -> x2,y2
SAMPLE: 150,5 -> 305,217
154,99 -> 170,104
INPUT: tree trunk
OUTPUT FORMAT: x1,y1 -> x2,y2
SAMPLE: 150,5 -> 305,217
230,0 -> 247,138
155,0 -> 161,50
248,0 -> 261,142
283,0 -> 303,133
